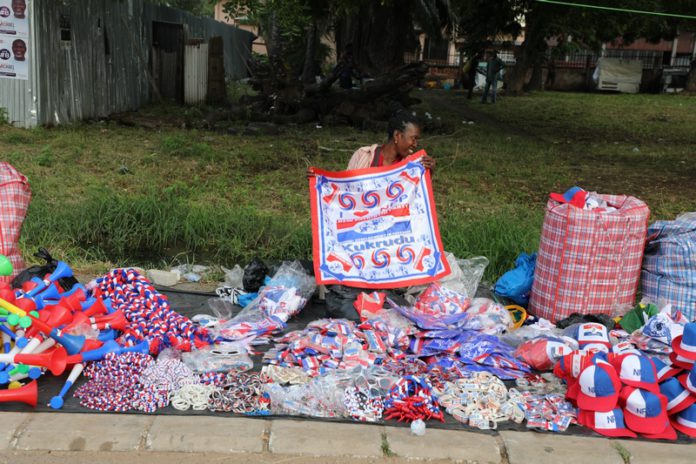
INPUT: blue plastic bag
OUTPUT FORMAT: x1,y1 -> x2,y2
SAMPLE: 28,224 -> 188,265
494,252 -> 536,305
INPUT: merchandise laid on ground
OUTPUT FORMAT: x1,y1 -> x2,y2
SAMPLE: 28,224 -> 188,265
1,158 -> 696,443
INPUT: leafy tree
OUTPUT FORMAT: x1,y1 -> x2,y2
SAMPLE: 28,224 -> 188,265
154,0 -> 215,16
334,0 -> 454,75
220,0 -> 455,82
452,0 -> 696,93
219,0 -> 339,87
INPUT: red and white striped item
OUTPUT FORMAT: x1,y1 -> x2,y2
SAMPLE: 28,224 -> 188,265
529,194 -> 649,323
0,162 -> 31,283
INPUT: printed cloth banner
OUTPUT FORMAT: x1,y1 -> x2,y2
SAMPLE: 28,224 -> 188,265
310,151 -> 450,288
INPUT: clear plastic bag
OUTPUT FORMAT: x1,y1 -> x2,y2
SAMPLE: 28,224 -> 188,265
171,264 -> 211,282
222,264 -> 244,288
445,255 -> 489,299
218,261 -> 316,330
207,298 -> 236,321
415,282 -> 471,316
265,371 -> 351,418
404,253 -> 488,304
391,299 -> 470,331
264,366 -> 395,420
462,298 -> 514,335
265,261 -> 317,299
499,323 -> 566,348
181,344 -> 254,373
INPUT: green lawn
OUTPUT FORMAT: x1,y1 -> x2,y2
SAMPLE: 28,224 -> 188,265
1,90 -> 694,281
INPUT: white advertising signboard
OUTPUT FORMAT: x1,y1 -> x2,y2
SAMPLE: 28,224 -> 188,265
0,0 -> 28,80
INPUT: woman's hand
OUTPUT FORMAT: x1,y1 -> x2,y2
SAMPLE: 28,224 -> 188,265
420,154 -> 436,171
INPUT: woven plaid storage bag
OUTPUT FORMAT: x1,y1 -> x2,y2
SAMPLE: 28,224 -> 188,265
642,213 -> 696,321
0,163 -> 31,283
529,194 -> 649,323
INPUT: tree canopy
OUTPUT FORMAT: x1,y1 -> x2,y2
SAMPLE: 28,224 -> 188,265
153,0 -> 215,16
452,0 -> 696,92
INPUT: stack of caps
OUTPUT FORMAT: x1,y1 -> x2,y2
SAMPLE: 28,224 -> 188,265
658,322 -> 696,438
558,349 -> 678,439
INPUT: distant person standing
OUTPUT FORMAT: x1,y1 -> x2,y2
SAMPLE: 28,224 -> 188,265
481,51 -> 505,104
466,51 -> 483,100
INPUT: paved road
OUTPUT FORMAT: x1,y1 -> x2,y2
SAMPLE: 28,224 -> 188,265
0,412 -> 694,464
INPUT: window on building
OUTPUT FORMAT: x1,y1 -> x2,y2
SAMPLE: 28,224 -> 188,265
60,14 -> 71,42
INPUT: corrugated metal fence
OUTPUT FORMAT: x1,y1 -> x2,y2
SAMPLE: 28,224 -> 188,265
0,0 -> 253,127
32,0 -> 149,126
184,43 -> 208,104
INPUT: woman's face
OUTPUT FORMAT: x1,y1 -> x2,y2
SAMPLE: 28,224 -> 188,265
393,123 -> 421,158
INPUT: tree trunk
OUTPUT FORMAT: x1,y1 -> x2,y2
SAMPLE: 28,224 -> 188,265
335,2 -> 416,76
506,7 -> 547,95
263,12 -> 287,89
526,60 -> 543,91
301,21 -> 318,85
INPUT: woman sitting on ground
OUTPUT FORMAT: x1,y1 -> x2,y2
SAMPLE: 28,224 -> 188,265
347,111 -> 435,171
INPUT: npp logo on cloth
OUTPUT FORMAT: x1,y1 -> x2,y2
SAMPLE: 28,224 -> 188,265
309,152 -> 450,288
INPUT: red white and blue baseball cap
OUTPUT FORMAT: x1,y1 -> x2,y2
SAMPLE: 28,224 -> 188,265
670,351 -> 695,370
577,408 -> 636,438
611,341 -> 641,356
550,186 -> 587,208
670,352 -> 694,370
672,322 -> 696,361
678,365 -> 696,395
641,419 -> 677,441
670,403 -> 696,438
619,386 -> 669,434
610,353 -> 659,393
573,323 -> 611,351
659,377 -> 696,414
576,362 -> 622,411
652,356 -> 682,382
554,350 -> 593,382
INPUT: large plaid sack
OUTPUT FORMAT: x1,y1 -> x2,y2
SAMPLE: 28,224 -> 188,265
0,163 -> 31,283
642,213 -> 696,321
529,195 -> 649,323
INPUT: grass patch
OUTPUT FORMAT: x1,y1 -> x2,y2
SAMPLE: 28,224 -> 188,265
2,90 -> 695,279
381,432 -> 395,457
227,80 -> 257,103
613,442 -> 631,464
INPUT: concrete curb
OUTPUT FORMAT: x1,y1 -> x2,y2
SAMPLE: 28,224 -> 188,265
0,413 -> 694,463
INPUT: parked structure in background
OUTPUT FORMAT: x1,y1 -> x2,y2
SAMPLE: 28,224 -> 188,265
593,58 -> 643,93
0,0 -> 253,128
